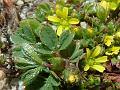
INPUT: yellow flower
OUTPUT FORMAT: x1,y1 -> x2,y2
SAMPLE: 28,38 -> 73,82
99,0 -> 109,10
111,47 -> 120,54
47,7 -> 79,36
68,74 -> 78,83
87,28 -> 93,34
84,46 -> 108,72
118,0 -> 120,3
104,35 -> 114,46
99,0 -> 120,11
105,46 -> 120,55
115,31 -> 120,38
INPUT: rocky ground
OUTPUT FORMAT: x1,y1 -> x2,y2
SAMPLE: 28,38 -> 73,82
0,0 -> 54,90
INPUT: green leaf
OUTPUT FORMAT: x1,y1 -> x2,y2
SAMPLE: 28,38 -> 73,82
86,48 -> 91,59
14,57 -> 37,70
96,4 -> 109,22
49,75 -> 60,86
40,26 -> 58,50
0,54 -> 5,64
59,31 -> 75,50
21,66 -> 44,86
91,45 -> 101,57
40,83 -> 54,90
14,57 -> 35,65
56,0 -> 65,5
19,19 -> 40,43
11,20 -> 39,45
48,57 -> 65,72
35,3 -> 51,22
107,21 -> 116,35
22,43 -> 43,65
12,46 -> 24,57
35,43 -> 53,54
0,40 -> 3,48
91,65 -> 105,72
20,19 -> 40,32
40,75 -> 60,90
70,42 -> 83,60
70,54 -> 84,63
16,65 -> 37,70
70,41 -> 80,60
11,32 -> 30,45
83,3 -> 96,14
111,57 -> 118,65
70,48 -> 83,61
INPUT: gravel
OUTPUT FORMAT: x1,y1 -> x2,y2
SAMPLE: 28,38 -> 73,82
0,0 -> 55,89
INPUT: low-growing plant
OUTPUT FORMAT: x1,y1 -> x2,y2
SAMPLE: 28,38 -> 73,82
11,0 -> 120,89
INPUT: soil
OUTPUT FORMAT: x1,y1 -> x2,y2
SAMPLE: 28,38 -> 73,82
0,0 -> 54,89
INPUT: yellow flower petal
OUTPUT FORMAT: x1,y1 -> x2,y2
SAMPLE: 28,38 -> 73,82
104,35 -> 114,47
73,27 -> 79,32
99,0 -> 109,10
87,28 -> 93,34
68,74 -> 76,83
62,7 -> 68,19
109,2 -> 118,10
69,18 -> 79,24
115,32 -> 120,38
106,41 -> 112,46
84,64 -> 90,71
111,46 -> 120,55
57,25 -> 63,36
95,56 -> 108,63
105,51 -> 112,55
118,0 -> 120,3
86,48 -> 91,59
92,65 -> 105,72
105,46 -> 120,55
47,16 -> 60,22
92,45 -> 101,57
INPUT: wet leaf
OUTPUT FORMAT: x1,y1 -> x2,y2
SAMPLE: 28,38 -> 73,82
21,66 -> 45,86
59,30 -> 75,50
40,26 -> 58,50
40,75 -> 60,90
35,3 -> 51,22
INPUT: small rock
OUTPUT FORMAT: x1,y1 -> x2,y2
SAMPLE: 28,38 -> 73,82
21,6 -> 29,14
80,22 -> 87,29
0,70 -> 7,90
27,12 -> 35,17
0,78 -> 7,90
16,0 -> 24,6
24,0 -> 33,3
20,13 -> 26,19
0,70 -> 6,80
0,35 -> 7,43
118,55 -> 120,60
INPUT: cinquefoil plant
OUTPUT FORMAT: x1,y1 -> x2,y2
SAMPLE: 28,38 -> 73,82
11,0 -> 120,90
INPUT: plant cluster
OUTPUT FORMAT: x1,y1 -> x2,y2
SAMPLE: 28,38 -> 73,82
11,0 -> 120,89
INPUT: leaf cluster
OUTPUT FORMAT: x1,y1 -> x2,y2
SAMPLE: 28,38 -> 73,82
11,0 -> 120,90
